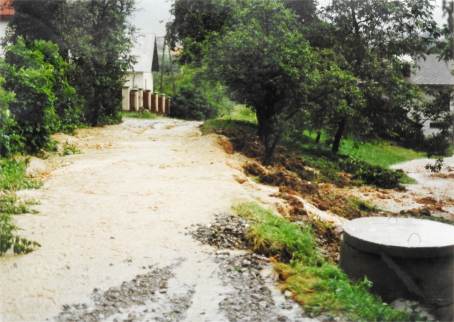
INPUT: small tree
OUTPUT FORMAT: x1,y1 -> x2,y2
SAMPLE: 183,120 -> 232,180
207,0 -> 319,163
0,38 -> 58,153
307,50 -> 365,153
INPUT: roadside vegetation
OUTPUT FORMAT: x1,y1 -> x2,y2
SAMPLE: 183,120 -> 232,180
0,159 -> 41,255
234,202 -> 411,321
122,110 -> 158,120
167,0 -> 453,162
0,0 -> 135,256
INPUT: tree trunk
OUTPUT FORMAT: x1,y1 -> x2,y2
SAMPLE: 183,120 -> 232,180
331,118 -> 346,154
315,131 -> 321,144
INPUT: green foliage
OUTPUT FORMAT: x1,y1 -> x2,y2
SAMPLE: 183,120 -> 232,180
339,158 -> 404,189
207,0 -> 319,162
0,212 -> 40,255
8,0 -> 136,127
423,132 -> 452,157
168,0 -> 235,63
234,202 -> 409,321
122,110 -> 157,120
324,0 -> 439,147
169,65 -> 234,120
60,142 -> 81,156
0,158 -> 41,256
64,0 -> 136,126
0,77 -> 22,157
0,38 -> 58,153
0,159 -> 41,191
0,194 -> 38,215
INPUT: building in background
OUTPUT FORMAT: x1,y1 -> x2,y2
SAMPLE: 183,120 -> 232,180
0,0 -> 14,46
122,34 -> 160,110
409,54 -> 454,138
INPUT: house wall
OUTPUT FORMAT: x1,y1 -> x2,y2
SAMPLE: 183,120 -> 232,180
124,72 -> 153,91
122,71 -> 154,111
0,21 -> 7,55
420,86 -> 454,138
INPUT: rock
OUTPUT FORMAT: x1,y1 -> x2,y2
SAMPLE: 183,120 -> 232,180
26,157 -> 49,178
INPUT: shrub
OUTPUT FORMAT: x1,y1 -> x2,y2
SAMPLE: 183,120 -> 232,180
165,65 -> 233,120
423,132 -> 451,157
1,39 -> 58,153
339,157 -> 403,189
171,85 -> 218,120
0,77 -> 23,157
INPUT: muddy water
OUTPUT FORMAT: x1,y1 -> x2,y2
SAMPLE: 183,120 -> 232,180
0,119 -> 313,322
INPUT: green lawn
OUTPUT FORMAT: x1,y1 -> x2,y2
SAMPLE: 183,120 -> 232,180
214,105 -> 424,168
234,202 -> 411,321
121,110 -> 158,120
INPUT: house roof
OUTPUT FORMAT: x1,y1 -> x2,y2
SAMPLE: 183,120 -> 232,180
0,0 -> 14,19
410,54 -> 454,86
130,33 -> 158,73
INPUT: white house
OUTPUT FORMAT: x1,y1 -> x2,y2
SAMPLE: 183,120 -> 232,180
122,33 -> 159,111
409,54 -> 454,138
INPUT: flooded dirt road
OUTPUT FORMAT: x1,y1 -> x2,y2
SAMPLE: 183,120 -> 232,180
0,118 -> 316,322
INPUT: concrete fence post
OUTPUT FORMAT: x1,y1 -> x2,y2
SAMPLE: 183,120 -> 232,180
143,90 -> 151,110
129,89 -> 139,112
122,87 -> 130,111
137,89 -> 144,110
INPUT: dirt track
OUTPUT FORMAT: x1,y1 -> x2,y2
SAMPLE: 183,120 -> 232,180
0,118 -> 315,322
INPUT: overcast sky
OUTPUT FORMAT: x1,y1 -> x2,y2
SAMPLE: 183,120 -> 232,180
131,0 -> 448,38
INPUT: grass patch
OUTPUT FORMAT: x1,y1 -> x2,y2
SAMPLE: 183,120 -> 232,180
0,159 -> 41,256
234,202 -> 410,321
0,159 -> 41,191
0,194 -> 38,215
61,142 -> 81,156
122,110 -> 158,119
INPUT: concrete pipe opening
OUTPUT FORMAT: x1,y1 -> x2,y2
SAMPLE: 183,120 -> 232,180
340,217 -> 454,321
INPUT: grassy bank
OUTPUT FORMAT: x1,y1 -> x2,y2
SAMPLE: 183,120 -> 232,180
234,202 -> 410,321
202,106 -> 424,187
0,159 -> 41,255
121,110 -> 158,120
207,106 -> 424,168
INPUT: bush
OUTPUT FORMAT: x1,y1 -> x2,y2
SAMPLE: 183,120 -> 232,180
165,65 -> 233,120
171,85 -> 218,120
340,157 -> 403,189
0,77 -> 23,157
0,38 -> 81,153
423,132 -> 451,157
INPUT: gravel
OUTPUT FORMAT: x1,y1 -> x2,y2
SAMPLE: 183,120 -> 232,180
55,265 -> 195,322
188,213 -> 251,250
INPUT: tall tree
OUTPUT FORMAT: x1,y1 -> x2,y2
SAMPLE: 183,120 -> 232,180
5,0 -> 67,52
324,0 -> 439,143
442,0 -> 454,60
207,0 -> 319,163
6,0 -> 136,126
167,0 -> 234,64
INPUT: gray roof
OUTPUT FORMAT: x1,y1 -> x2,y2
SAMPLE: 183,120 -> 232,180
410,54 -> 454,86
130,33 -> 156,73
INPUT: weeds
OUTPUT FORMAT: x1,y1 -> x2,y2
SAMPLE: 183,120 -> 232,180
0,158 -> 41,255
0,212 -> 40,255
234,202 -> 410,321
0,159 -> 41,190
122,110 -> 158,120
0,194 -> 38,215
61,142 -> 81,156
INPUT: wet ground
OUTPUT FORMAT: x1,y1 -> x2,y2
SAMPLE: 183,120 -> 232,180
0,118 -> 314,322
